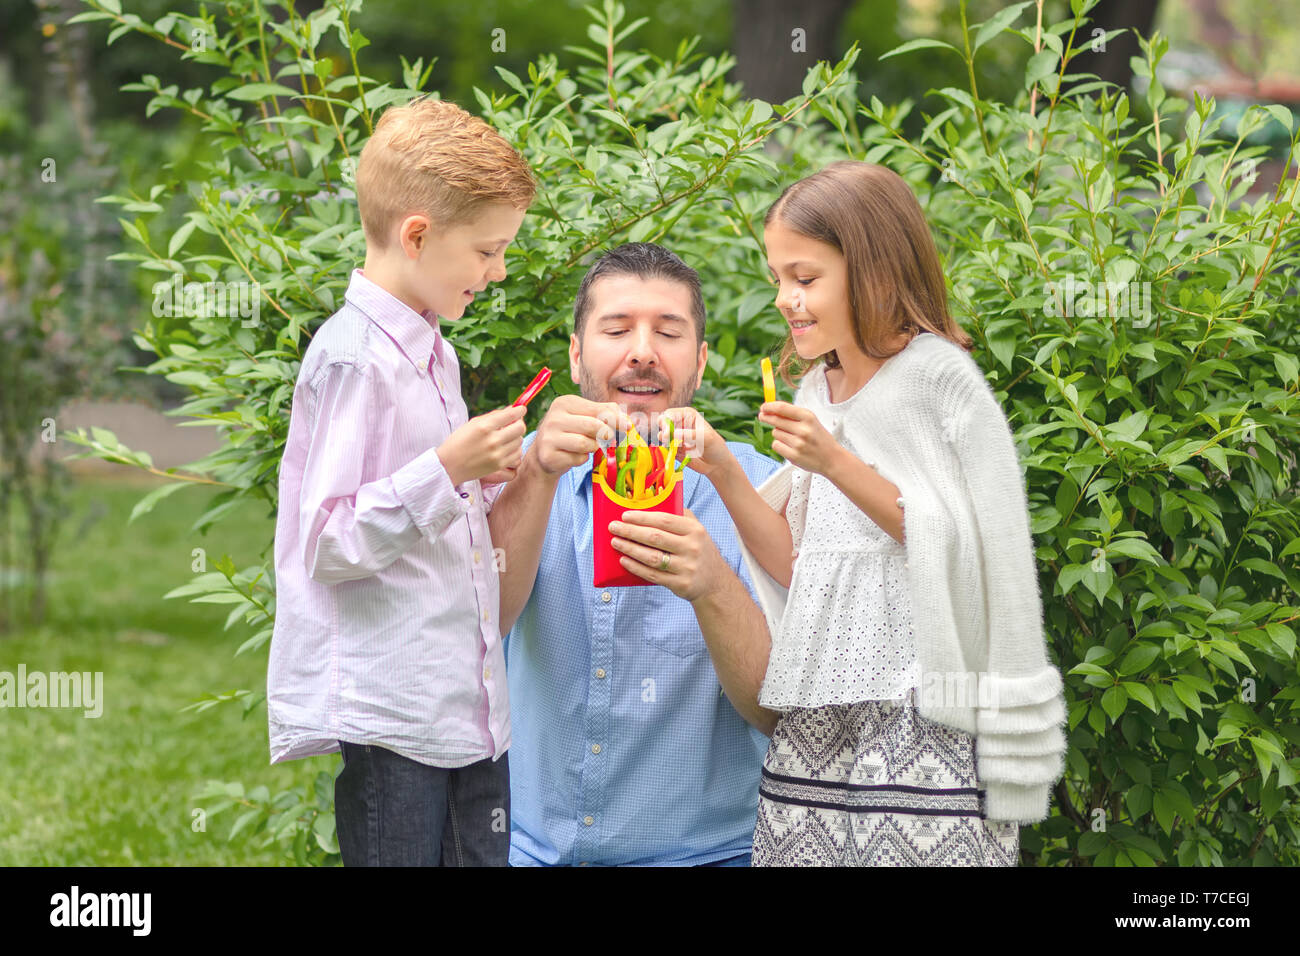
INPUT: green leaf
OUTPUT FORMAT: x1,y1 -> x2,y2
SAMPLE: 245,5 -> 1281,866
1120,681 -> 1158,713
1152,791 -> 1175,834
313,813 -> 340,854
1265,104 -> 1293,134
1077,830 -> 1108,856
1101,685 -> 1127,721
1274,352 -> 1298,386
878,38 -> 960,61
226,83 -> 300,101
494,66 -> 527,97
973,2 -> 1032,50
168,220 -> 197,258
128,481 -> 188,524
1117,644 -> 1160,676
1025,49 -> 1059,87
1013,188 -> 1032,221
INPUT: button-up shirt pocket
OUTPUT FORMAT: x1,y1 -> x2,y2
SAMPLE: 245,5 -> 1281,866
638,587 -> 707,659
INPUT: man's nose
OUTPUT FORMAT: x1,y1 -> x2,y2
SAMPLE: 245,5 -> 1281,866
626,327 -> 658,367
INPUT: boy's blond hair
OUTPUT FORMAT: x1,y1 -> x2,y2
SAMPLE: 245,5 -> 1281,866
356,98 -> 536,248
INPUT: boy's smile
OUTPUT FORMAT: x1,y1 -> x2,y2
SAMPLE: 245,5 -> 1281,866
365,201 -> 526,322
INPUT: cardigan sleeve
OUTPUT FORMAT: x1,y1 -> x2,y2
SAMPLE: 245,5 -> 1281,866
953,369 -> 1068,823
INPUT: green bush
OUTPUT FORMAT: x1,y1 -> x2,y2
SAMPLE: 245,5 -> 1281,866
836,2 -> 1300,865
68,0 -> 1300,865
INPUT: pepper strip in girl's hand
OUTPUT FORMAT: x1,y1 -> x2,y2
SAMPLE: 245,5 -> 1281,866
761,357 -> 776,405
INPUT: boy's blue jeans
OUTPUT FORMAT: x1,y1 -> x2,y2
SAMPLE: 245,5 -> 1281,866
335,741 -> 510,866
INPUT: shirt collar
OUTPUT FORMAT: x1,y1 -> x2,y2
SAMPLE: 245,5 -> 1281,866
568,450 -> 597,498
345,268 -> 445,375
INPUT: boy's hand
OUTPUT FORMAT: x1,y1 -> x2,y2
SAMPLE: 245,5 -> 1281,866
438,405 -> 527,488
533,395 -> 631,477
658,407 -> 732,480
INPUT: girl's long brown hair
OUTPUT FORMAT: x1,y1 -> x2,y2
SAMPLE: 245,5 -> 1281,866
763,161 -> 972,388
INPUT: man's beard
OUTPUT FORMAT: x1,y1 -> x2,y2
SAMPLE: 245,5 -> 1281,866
576,358 -> 697,445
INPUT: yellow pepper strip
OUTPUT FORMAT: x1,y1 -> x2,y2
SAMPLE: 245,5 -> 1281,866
632,443 -> 652,499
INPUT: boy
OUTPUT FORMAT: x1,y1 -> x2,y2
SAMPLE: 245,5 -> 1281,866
267,98 -> 536,866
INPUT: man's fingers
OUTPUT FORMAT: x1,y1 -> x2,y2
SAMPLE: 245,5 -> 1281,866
616,509 -> 692,535
555,431 -> 602,456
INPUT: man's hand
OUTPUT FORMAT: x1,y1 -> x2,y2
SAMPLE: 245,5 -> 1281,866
607,508 -> 728,603
533,394 -> 630,477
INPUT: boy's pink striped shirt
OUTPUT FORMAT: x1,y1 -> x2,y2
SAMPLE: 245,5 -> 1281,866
267,269 -> 509,767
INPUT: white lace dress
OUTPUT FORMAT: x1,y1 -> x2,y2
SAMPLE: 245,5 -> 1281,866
751,362 -> 1020,867
758,468 -> 918,709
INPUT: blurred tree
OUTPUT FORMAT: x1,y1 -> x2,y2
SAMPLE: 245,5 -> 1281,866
1069,0 -> 1160,92
732,0 -> 854,102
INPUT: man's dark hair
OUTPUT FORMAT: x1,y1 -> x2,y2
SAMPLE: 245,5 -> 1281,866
572,243 -> 707,346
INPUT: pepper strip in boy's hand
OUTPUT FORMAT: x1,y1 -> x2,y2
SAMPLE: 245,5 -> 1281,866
606,508 -> 726,603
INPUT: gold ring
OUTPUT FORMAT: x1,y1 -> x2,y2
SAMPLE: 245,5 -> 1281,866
658,551 -> 671,572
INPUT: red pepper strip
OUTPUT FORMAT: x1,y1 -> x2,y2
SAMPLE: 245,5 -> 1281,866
511,366 -> 552,407
645,443 -> 673,494
645,460 -> 668,492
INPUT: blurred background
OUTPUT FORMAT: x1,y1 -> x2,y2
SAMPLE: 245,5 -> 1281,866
1,0 -> 1298,864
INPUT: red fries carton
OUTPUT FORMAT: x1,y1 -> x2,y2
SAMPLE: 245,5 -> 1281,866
591,449 -> 684,588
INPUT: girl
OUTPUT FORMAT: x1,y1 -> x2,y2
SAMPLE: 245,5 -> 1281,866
666,161 -> 1066,866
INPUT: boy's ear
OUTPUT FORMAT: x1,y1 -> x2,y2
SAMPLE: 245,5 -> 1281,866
397,214 -> 432,260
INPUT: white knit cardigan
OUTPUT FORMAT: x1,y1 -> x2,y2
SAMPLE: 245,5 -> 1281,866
738,332 -> 1067,823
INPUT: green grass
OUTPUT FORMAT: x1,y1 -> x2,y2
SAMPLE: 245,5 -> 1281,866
0,473 -> 334,865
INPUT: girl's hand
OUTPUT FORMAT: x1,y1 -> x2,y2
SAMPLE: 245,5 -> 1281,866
658,407 -> 731,480
759,401 -> 841,476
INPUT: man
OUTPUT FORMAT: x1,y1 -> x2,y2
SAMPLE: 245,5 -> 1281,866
488,243 -> 781,866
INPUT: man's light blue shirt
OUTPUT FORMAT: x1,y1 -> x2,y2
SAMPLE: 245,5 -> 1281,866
505,430 -> 781,866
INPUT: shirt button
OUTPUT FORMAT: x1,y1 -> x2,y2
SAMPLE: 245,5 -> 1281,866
468,493 -> 475,505
896,496 -> 905,510
600,591 -> 611,603
583,815 -> 594,826
482,609 -> 490,622
595,668 -> 606,679
474,550 -> 481,564
483,666 -> 492,680
591,744 -> 601,754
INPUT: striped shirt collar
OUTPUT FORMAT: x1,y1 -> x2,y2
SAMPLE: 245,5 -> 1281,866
344,268 -> 445,374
